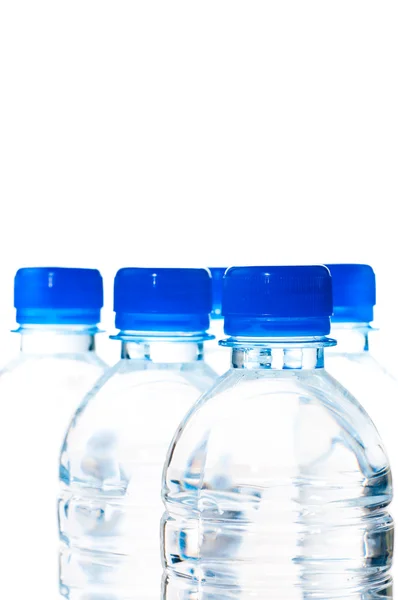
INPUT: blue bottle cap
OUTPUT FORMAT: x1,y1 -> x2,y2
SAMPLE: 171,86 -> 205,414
114,268 -> 212,333
223,265 -> 333,337
14,267 -> 103,325
325,264 -> 376,323
209,267 -> 226,319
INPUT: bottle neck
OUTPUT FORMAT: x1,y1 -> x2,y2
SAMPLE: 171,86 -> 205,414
329,322 -> 370,354
17,325 -> 97,355
121,339 -> 204,363
222,336 -> 334,370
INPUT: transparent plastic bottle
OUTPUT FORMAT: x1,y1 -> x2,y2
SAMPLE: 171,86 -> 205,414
207,267 -> 229,375
324,264 -> 398,570
162,265 -> 393,600
0,267 -> 106,600
59,267 -> 217,600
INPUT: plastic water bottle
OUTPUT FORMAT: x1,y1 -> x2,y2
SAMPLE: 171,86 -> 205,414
0,267 -> 106,599
324,264 -> 397,434
325,265 -> 398,552
162,265 -> 393,600
207,267 -> 229,375
59,267 -> 217,600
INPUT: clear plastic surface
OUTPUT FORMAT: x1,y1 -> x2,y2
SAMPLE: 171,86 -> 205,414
206,319 -> 230,376
326,324 -> 398,584
0,327 -> 106,599
162,343 -> 393,600
59,339 -> 217,600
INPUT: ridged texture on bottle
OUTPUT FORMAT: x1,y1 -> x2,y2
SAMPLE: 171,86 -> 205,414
59,361 -> 217,599
162,370 -> 393,600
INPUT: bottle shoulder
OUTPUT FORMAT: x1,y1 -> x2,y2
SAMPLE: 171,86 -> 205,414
164,368 -> 390,494
326,351 -> 396,383
1,350 -> 105,370
0,354 -> 107,462
61,360 -> 217,490
324,350 -> 398,469
78,359 -> 217,404
191,365 -> 390,418
0,352 -> 106,391
61,361 -> 217,464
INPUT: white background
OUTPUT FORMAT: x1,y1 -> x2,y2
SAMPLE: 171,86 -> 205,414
0,1 -> 397,362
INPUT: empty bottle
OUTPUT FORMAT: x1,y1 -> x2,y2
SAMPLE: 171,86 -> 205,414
207,267 -> 229,375
0,267 -> 106,599
162,265 -> 393,600
59,267 -> 217,600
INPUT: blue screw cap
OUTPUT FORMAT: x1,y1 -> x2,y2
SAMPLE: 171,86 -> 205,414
14,267 -> 103,325
209,267 -> 226,319
114,268 -> 212,333
223,265 -> 333,337
325,264 -> 376,323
